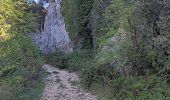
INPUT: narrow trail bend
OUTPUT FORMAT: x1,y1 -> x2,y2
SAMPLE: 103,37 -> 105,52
41,64 -> 97,100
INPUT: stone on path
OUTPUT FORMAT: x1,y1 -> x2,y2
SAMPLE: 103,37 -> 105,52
41,64 -> 97,100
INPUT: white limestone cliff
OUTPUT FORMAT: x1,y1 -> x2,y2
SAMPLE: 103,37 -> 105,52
33,0 -> 72,54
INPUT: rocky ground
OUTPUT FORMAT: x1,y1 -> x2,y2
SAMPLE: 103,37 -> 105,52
41,64 -> 97,100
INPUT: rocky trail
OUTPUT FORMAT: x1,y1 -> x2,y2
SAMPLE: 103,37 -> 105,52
41,64 -> 97,100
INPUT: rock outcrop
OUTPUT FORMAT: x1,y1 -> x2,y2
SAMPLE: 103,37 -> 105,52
33,0 -> 72,54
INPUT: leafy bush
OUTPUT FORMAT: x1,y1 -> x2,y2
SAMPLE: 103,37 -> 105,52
0,0 -> 44,99
0,35 -> 44,99
44,52 -> 68,69
61,0 -> 111,49
44,50 -> 92,71
67,50 -> 92,71
58,0 -> 170,99
109,75 -> 170,100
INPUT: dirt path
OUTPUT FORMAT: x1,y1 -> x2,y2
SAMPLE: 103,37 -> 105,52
41,64 -> 97,100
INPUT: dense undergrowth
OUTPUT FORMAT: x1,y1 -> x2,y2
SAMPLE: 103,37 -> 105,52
1,0 -> 169,99
0,0 -> 44,99
45,49 -> 170,99
49,0 -> 170,99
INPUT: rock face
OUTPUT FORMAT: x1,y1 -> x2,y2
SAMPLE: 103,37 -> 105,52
33,0 -> 72,54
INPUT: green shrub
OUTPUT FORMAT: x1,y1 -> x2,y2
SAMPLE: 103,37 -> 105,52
0,0 -> 44,99
109,75 -> 170,100
67,50 -> 92,71
55,0 -> 170,99
44,52 -> 69,69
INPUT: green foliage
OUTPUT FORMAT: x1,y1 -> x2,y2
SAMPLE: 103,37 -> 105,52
61,0 -> 94,38
44,50 -> 92,71
0,0 -> 44,99
0,35 -> 44,100
44,52 -> 68,69
109,75 -> 170,100
61,0 -> 170,99
67,50 -> 92,71
61,0 -> 94,49
104,0 -> 135,30
31,0 -> 170,99
61,0 -> 111,49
